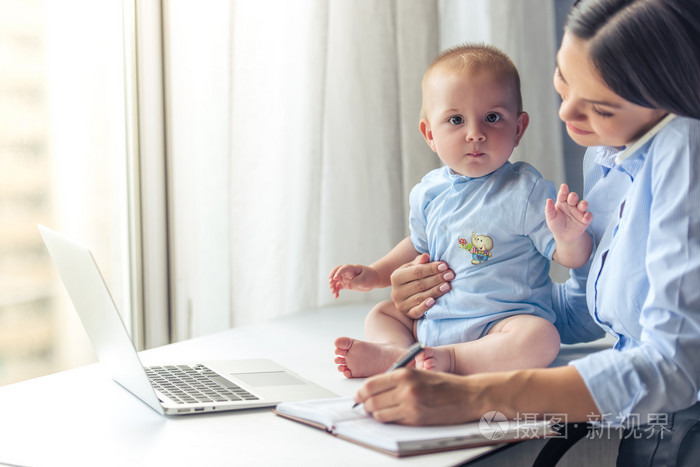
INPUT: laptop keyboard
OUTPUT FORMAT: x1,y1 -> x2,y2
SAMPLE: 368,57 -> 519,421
145,364 -> 259,405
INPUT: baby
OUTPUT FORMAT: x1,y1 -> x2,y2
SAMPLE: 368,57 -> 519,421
330,44 -> 592,377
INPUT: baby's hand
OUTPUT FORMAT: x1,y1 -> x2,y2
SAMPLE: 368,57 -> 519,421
545,183 -> 593,243
328,264 -> 379,298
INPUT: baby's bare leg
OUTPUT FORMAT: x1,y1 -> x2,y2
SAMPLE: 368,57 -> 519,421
417,315 -> 560,375
364,299 -> 417,346
334,300 -> 417,378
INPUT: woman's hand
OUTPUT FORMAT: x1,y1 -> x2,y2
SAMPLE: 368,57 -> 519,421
389,254 -> 454,319
354,368 -> 482,426
354,366 -> 600,427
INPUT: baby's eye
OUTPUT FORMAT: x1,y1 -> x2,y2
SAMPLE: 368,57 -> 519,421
485,113 -> 502,123
448,116 -> 464,125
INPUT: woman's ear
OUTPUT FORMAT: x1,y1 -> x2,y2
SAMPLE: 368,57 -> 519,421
419,119 -> 437,152
514,111 -> 530,147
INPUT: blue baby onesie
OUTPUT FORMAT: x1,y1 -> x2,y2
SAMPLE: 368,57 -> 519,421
410,162 -> 557,346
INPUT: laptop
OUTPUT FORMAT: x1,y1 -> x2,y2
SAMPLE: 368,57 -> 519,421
38,225 -> 336,415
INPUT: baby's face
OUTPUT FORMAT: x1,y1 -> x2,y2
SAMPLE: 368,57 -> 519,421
420,69 -> 527,178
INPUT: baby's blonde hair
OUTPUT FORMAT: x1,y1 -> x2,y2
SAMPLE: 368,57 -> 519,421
421,43 -> 523,120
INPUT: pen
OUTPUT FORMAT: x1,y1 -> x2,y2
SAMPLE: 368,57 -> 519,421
352,342 -> 425,409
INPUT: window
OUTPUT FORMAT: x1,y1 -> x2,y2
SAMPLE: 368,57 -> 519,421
0,0 -> 133,385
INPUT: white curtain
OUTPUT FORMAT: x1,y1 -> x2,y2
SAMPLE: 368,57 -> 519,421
164,0 -> 563,340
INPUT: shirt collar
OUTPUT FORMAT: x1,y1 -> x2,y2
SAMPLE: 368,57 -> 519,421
443,162 -> 510,185
595,146 -> 622,170
594,145 -> 645,180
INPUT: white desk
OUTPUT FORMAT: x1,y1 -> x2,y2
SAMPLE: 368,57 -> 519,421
0,305 -> 617,467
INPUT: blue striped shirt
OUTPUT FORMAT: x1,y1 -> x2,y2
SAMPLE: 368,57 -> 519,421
554,116 -> 700,426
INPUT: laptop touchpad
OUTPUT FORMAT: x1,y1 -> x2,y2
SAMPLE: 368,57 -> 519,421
232,371 -> 304,387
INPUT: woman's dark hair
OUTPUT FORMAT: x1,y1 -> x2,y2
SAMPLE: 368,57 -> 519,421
566,0 -> 700,119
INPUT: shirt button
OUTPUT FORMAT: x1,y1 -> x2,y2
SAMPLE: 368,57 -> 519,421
440,225 -> 448,232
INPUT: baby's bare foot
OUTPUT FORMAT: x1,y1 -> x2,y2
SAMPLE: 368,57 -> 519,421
333,337 -> 406,378
416,345 -> 455,373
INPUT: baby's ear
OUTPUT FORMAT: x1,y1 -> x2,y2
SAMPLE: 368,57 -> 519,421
419,120 -> 437,152
514,111 -> 530,147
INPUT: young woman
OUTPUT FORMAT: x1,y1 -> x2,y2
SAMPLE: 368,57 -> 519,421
353,0 -> 700,463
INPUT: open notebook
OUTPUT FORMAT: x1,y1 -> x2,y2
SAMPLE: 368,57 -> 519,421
274,397 -> 556,457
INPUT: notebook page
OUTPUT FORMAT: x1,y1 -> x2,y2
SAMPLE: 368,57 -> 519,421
275,397 -> 368,429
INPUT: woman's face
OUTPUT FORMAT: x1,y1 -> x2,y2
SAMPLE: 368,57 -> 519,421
554,32 -> 667,148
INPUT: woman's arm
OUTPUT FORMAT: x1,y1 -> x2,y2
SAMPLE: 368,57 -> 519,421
355,366 -> 600,426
